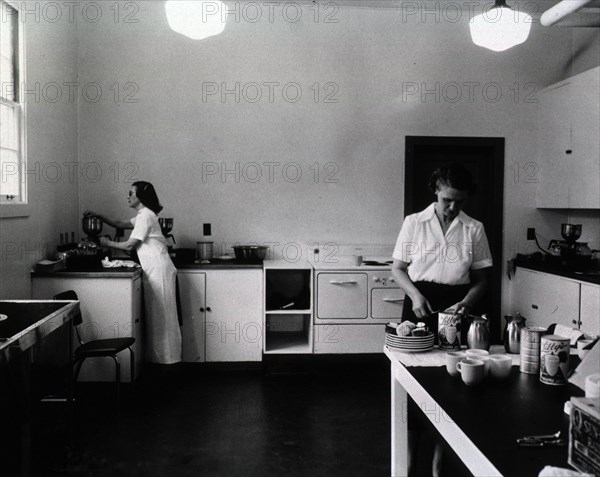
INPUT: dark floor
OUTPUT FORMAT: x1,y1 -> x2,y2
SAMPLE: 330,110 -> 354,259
27,355 -> 393,477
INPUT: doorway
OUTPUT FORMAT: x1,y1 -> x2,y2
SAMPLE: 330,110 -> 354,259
404,136 -> 504,342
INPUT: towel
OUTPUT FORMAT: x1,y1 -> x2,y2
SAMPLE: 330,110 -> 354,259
101,257 -> 139,268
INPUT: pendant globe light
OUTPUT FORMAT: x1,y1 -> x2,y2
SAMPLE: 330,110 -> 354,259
165,0 -> 226,40
470,0 -> 532,52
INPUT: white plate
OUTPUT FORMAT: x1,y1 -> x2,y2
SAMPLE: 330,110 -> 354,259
385,343 -> 434,353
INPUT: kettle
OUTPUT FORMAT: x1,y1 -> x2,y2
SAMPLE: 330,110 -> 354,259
466,313 -> 491,351
503,313 -> 526,354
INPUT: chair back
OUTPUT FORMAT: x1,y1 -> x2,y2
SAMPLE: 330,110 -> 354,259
53,290 -> 84,344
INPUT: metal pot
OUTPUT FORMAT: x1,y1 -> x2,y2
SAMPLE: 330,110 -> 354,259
82,216 -> 103,237
196,241 -> 214,261
233,245 -> 268,263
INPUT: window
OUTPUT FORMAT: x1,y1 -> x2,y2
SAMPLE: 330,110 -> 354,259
1,0 -> 26,205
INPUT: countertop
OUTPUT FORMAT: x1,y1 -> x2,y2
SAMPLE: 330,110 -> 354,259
174,258 -> 263,270
515,258 -> 600,285
31,267 -> 143,279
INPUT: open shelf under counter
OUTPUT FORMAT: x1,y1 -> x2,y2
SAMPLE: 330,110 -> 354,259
264,331 -> 312,354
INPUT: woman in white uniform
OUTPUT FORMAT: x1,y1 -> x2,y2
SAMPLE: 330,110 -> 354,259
84,181 -> 182,364
391,163 -> 493,477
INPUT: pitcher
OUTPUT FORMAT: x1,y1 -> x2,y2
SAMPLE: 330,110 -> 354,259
466,314 -> 491,350
503,313 -> 526,354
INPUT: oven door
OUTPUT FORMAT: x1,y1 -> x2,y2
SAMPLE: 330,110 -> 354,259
316,273 -> 368,320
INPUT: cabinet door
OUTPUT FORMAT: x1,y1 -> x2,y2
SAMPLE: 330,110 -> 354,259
568,67 -> 600,208
32,276 -> 137,382
511,269 -> 580,330
580,283 -> 600,337
316,273 -> 368,319
132,277 -> 143,377
536,82 -> 571,208
371,288 -> 404,319
178,272 -> 206,363
205,270 -> 262,362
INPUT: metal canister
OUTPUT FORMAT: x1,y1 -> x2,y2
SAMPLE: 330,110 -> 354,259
520,326 -> 547,374
540,335 -> 570,385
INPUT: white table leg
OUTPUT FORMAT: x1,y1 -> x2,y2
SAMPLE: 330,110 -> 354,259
391,362 -> 408,477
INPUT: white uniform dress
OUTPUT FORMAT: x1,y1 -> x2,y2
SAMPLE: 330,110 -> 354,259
130,207 -> 182,364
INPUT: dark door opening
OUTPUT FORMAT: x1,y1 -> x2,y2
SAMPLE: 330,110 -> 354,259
404,136 -> 504,343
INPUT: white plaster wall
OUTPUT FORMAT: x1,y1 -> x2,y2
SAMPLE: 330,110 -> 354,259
0,3 -> 79,298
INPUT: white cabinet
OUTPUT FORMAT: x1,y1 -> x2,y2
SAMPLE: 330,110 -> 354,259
580,283 -> 600,337
31,274 -> 142,382
313,324 -> 386,354
178,272 -> 206,363
371,288 -> 404,319
536,67 -> 600,209
178,269 -> 263,362
510,268 -> 580,330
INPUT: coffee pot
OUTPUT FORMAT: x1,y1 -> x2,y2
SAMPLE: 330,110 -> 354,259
503,313 -> 526,354
466,313 -> 491,351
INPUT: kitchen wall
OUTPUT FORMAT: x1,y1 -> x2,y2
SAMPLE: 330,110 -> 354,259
0,3 -> 79,299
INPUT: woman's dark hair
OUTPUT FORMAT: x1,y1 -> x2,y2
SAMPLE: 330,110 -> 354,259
428,163 -> 477,196
132,181 -> 163,214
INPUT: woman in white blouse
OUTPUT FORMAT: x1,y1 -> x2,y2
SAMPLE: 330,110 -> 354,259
391,163 -> 493,477
392,163 -> 493,327
84,181 -> 182,364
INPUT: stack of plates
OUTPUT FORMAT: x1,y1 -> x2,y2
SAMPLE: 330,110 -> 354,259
385,331 -> 435,352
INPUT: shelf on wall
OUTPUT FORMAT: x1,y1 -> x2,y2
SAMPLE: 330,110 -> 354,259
265,309 -> 312,315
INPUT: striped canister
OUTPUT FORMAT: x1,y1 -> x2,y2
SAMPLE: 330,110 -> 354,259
519,326 -> 547,374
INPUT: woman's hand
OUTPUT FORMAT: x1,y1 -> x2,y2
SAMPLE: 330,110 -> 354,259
411,294 -> 434,319
99,237 -> 110,247
446,301 -> 471,315
83,210 -> 100,218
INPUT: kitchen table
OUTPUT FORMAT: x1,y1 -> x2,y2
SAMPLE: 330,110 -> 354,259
384,346 -> 584,477
1,300 -> 79,476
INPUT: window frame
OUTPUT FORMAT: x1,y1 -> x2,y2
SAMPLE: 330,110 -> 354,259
1,0 -> 29,218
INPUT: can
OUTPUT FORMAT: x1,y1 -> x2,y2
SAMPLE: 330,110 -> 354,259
520,326 -> 547,374
438,312 -> 461,350
540,335 -> 570,385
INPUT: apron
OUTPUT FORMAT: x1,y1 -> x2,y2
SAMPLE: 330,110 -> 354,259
136,230 -> 182,364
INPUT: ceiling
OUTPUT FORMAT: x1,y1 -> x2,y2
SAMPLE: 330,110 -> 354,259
290,0 -> 600,26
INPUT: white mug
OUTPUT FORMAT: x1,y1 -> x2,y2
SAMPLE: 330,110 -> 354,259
456,358 -> 485,386
446,351 -> 466,377
489,354 -> 512,379
466,349 -> 490,358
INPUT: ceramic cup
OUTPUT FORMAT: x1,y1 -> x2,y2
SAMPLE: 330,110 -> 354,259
490,355 -> 512,379
577,339 -> 594,360
466,349 -> 490,358
456,358 -> 485,386
545,354 -> 560,376
474,355 -> 491,376
445,351 -> 466,377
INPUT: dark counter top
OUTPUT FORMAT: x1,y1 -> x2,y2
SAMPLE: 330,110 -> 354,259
31,267 -> 143,279
174,258 -> 263,270
515,259 -> 600,285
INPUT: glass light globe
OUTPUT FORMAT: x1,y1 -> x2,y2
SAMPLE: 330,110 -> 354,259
165,0 -> 226,40
470,5 -> 532,52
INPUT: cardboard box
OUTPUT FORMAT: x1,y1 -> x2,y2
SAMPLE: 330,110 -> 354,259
569,397 -> 600,475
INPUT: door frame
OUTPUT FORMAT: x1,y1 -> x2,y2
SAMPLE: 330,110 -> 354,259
404,135 -> 504,341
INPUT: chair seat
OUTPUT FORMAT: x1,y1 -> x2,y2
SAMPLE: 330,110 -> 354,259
75,337 -> 135,358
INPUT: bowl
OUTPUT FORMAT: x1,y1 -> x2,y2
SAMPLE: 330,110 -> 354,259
233,245 -> 268,263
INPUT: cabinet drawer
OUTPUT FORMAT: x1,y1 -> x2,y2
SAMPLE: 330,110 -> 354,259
317,273 -> 368,319
371,288 -> 404,319
314,324 -> 385,354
